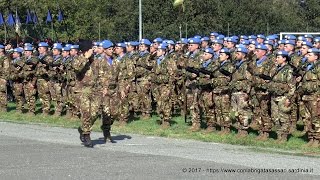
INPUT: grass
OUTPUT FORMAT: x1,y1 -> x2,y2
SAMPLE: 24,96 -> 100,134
1,101 -> 320,156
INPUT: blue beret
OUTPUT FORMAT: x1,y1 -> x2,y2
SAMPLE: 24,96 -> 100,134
201,37 -> 210,42
314,37 -> 320,43
53,43 -> 63,50
62,46 -> 71,51
227,37 -> 237,43
304,34 -> 313,39
116,43 -> 126,48
241,40 -> 250,45
249,40 -> 258,46
266,35 -> 276,41
180,38 -> 188,44
273,34 -> 279,39
140,39 -> 151,46
220,48 -> 230,54
264,40 -> 274,46
240,35 -> 248,40
256,44 -> 268,51
65,44 -> 72,48
166,40 -> 175,45
194,35 -> 202,39
100,40 -> 113,49
204,47 -> 214,54
93,41 -> 100,46
210,32 -> 219,36
38,42 -> 49,47
158,43 -> 168,50
308,48 -> 320,54
278,40 -> 286,44
297,36 -> 306,41
302,41 -> 313,48
13,47 -> 23,53
236,44 -> 246,48
285,40 -> 295,46
216,35 -> 225,40
127,41 -> 139,46
285,35 -> 296,40
277,50 -> 289,56
70,45 -> 79,49
248,35 -> 257,40
213,39 -> 224,45
236,47 -> 248,54
257,34 -> 265,39
24,43 -> 33,47
24,46 -> 33,51
188,38 -> 201,44
231,36 -> 239,41
153,38 -> 163,43
0,44 -> 4,49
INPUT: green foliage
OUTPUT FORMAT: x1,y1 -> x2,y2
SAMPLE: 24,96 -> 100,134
0,0 -> 319,42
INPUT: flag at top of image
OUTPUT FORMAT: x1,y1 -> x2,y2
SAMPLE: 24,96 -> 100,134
58,9 -> 63,22
15,10 -> 21,35
46,10 -> 52,23
32,11 -> 38,24
7,12 -> 15,26
0,12 -> 4,26
26,10 -> 32,24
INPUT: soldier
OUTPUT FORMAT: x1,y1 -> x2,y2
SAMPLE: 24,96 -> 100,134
200,37 -> 210,51
136,39 -> 153,119
248,45 -> 274,139
313,37 -> 320,49
0,44 -> 10,112
211,39 -> 224,60
115,42 -> 135,125
49,43 -> 64,116
153,43 -> 176,128
268,51 -> 295,143
230,47 -> 253,138
75,40 -> 117,147
198,48 -> 219,132
212,48 -> 235,134
10,48 -> 25,113
36,42 -> 53,115
297,48 -> 320,147
256,34 -> 265,45
22,46 -> 38,115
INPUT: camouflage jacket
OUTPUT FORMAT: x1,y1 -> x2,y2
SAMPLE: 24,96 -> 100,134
185,50 -> 203,88
117,53 -> 135,83
230,60 -> 252,93
22,55 -> 38,81
36,54 -> 54,80
10,57 -> 25,81
248,55 -> 274,91
135,51 -> 155,80
49,55 -> 64,81
197,58 -> 219,87
298,62 -> 320,95
153,55 -> 177,85
268,64 -> 295,96
211,59 -> 235,92
0,55 -> 10,80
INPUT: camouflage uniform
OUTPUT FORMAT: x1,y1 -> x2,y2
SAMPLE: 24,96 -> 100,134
117,54 -> 135,124
10,57 -> 25,112
175,53 -> 188,117
0,55 -> 10,111
49,55 -> 64,115
248,56 -> 274,136
230,59 -> 253,137
211,59 -> 235,134
64,56 -> 77,117
126,52 -> 139,114
153,54 -> 177,127
198,58 -> 219,132
268,64 -> 295,142
135,51 -> 154,119
22,55 -> 38,114
298,62 -> 320,146
185,50 -> 203,131
36,54 -> 53,114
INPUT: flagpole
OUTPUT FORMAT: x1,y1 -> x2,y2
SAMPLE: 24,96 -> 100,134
139,0 -> 142,40
4,24 -> 7,43
51,22 -> 53,41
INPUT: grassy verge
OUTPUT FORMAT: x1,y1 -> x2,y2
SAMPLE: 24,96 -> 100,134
1,102 -> 320,156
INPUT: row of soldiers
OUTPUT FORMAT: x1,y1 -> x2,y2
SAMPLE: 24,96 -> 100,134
0,32 -> 320,148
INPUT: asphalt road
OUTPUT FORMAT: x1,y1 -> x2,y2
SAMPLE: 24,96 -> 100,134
0,122 -> 319,180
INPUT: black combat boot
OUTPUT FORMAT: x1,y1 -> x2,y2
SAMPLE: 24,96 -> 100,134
83,134 -> 93,148
78,127 -> 85,143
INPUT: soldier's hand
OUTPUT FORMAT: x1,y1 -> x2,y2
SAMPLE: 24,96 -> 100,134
120,91 -> 126,99
284,98 -> 291,107
296,76 -> 302,82
102,88 -> 108,97
84,49 -> 93,59
191,73 -> 197,78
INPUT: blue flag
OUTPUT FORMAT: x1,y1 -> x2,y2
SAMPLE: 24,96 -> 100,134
7,12 -> 15,26
46,10 -> 52,23
32,11 -> 38,24
58,9 -> 63,22
26,10 -> 32,24
0,13 -> 4,26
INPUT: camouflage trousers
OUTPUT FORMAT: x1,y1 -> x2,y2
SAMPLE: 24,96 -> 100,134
271,96 -> 292,135
23,79 -> 37,113
187,87 -> 200,124
66,81 -> 78,117
118,81 -> 130,122
302,95 -> 320,140
49,80 -> 63,114
213,91 -> 231,127
0,78 -> 7,110
251,92 -> 272,132
128,82 -> 139,113
36,78 -> 51,113
231,92 -> 252,130
200,89 -> 216,127
12,81 -> 24,111
79,87 -> 118,134
136,79 -> 152,116
156,84 -> 172,123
